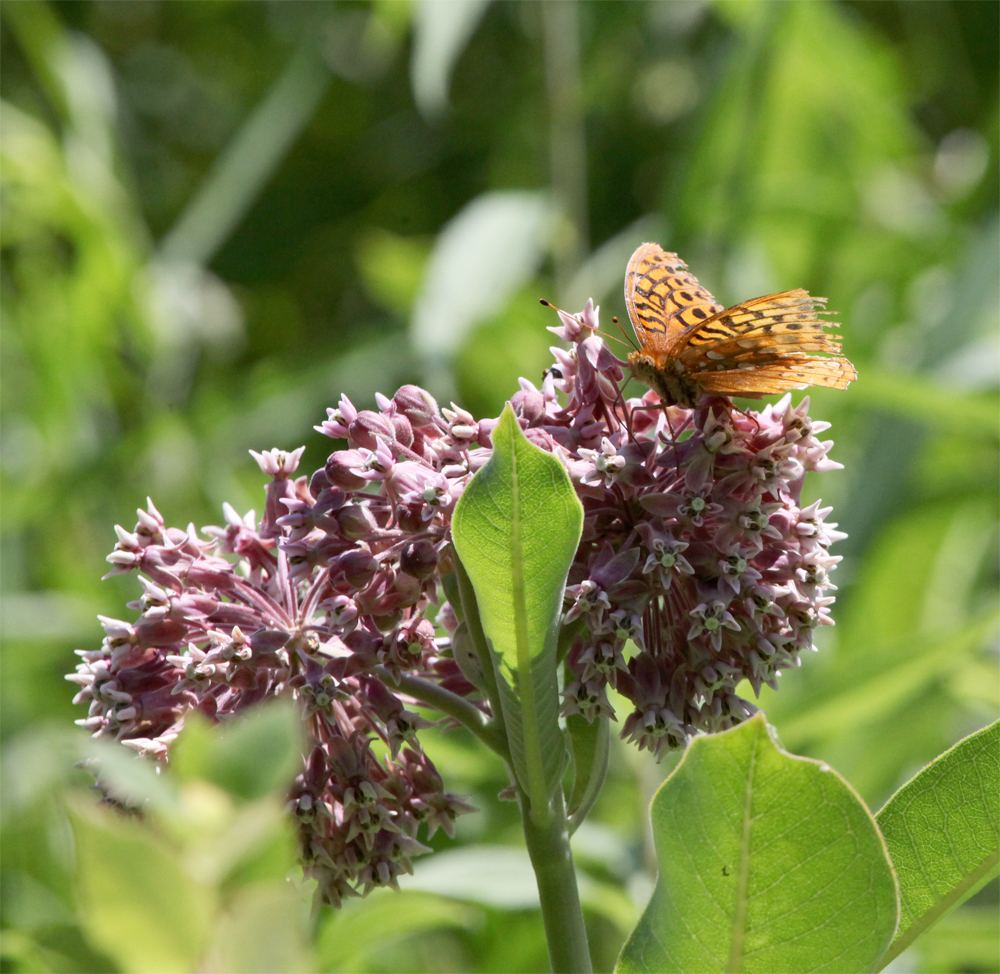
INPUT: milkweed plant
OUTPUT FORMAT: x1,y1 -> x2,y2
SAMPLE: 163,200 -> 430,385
70,302 -> 998,974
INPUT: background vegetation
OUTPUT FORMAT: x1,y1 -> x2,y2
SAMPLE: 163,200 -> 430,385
2,1 -> 996,972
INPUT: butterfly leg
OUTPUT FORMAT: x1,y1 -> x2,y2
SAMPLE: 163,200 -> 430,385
662,405 -> 682,470
626,401 -> 666,443
606,381 -> 639,442
728,401 -> 761,434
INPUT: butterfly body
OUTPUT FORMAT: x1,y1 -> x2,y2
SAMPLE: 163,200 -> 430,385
628,352 -> 701,407
624,243 -> 856,406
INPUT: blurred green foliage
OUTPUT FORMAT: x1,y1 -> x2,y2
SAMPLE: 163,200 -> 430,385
1,1 -> 996,972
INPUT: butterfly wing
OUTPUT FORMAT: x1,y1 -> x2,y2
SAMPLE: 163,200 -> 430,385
624,243 -> 724,357
693,357 -> 857,396
675,290 -> 856,395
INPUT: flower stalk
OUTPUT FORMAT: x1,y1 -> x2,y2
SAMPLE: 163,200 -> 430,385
522,787 -> 593,974
372,665 -> 508,759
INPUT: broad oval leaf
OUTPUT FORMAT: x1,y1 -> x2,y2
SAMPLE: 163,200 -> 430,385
875,719 -> 1000,968
69,796 -> 214,974
171,699 -> 303,802
617,714 -> 898,974
452,404 -> 583,813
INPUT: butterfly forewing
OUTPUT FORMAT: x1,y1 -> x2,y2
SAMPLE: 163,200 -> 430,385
625,243 -> 723,356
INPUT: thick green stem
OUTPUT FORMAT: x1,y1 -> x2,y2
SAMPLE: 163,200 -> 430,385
522,788 -> 592,974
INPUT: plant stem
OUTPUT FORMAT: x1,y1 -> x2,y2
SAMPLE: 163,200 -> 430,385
521,787 -> 593,974
374,666 -> 509,760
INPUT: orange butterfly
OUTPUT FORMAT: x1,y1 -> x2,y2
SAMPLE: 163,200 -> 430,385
624,243 -> 856,407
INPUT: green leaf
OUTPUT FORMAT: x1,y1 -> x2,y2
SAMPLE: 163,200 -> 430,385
201,879 -> 310,974
411,193 -> 552,365
566,713 -> 610,830
68,797 -> 214,974
899,904 -> 1000,974
874,720 -> 1000,968
411,0 -> 491,119
760,609 -> 998,751
315,889 -> 482,973
81,737 -> 182,819
170,699 -> 303,802
616,714 -> 898,974
355,227 -> 430,316
402,846 -> 541,909
451,404 -> 583,817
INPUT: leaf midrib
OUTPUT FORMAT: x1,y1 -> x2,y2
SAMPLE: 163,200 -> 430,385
508,429 -> 546,822
728,730 -> 757,973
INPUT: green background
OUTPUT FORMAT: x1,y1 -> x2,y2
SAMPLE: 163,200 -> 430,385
2,1 -> 996,971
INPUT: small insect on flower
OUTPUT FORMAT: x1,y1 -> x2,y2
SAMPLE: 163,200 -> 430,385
624,243 -> 857,407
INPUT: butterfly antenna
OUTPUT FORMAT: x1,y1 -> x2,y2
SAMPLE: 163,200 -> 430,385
595,327 -> 634,353
611,315 -> 639,352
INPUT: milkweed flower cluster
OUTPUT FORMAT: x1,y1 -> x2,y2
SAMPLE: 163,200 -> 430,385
68,404 -> 481,908
541,304 -> 845,755
68,300 -> 845,904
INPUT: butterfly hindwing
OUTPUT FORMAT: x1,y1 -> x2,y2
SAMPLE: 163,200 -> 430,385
694,357 -> 857,395
676,290 -> 849,375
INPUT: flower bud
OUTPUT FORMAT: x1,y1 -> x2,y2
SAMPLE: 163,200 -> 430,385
395,503 -> 424,534
326,451 -> 368,490
372,609 -> 403,631
391,414 -> 414,448
525,427 -> 560,452
334,549 -> 378,587
476,418 -> 499,448
393,385 -> 440,428
400,541 -> 439,580
436,600 -> 458,635
335,503 -> 378,540
511,389 -> 545,425
349,411 -> 395,451
309,468 -> 333,495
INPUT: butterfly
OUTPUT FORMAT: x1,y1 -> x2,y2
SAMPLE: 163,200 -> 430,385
624,243 -> 856,407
